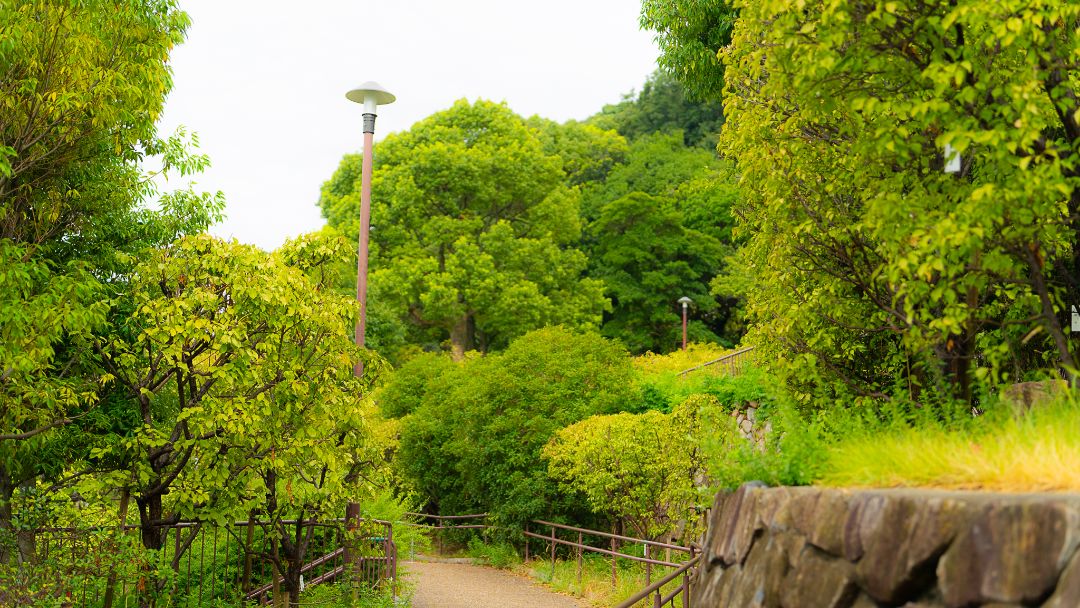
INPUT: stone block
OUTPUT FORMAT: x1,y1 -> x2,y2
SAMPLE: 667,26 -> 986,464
938,502 -> 1080,606
849,495 -> 969,604
710,482 -> 768,568
1043,548 -> 1080,608
780,546 -> 858,608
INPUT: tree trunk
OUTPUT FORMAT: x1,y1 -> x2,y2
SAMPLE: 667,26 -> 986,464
449,314 -> 475,361
137,493 -> 165,550
0,468 -> 36,567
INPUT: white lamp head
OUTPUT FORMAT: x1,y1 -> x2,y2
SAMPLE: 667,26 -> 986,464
678,296 -> 693,307
346,81 -> 396,114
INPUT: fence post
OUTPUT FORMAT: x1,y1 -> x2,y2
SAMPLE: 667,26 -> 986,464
344,502 -> 361,595
645,543 -> 651,588
550,524 -> 556,581
525,522 -> 530,561
242,516 -> 255,593
610,535 -> 617,587
576,531 -> 582,586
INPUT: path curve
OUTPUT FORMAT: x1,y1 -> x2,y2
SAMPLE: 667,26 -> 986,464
404,560 -> 584,608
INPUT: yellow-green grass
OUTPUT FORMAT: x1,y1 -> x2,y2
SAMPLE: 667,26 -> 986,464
518,555 -> 685,607
819,396 -> 1080,492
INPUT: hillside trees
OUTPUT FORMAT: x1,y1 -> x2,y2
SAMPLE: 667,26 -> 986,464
319,100 -> 608,359
719,0 -> 1080,402
579,132 -> 740,352
588,71 -> 726,149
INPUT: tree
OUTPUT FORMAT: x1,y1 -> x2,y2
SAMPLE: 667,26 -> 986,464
526,117 -> 629,186
578,132 -> 741,351
0,0 -> 222,565
544,405 -> 702,540
319,100 -> 608,359
720,0 -> 1080,403
587,192 -> 725,352
383,327 -> 642,530
588,71 -> 726,149
639,1 -> 738,102
91,234 -> 370,565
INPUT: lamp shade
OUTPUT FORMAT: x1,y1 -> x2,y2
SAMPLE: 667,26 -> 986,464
346,81 -> 396,105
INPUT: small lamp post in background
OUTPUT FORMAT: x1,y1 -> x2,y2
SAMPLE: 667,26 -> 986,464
678,296 -> 693,351
345,81 -> 395,378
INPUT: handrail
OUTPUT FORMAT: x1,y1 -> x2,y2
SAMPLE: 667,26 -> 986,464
531,520 -> 692,554
677,346 -> 755,376
614,554 -> 700,608
522,530 -> 684,568
403,512 -> 487,520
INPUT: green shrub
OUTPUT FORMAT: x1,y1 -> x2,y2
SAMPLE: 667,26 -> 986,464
467,537 -> 521,569
387,327 -> 643,535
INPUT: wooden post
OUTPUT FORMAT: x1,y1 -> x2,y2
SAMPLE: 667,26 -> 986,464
524,522 -> 530,561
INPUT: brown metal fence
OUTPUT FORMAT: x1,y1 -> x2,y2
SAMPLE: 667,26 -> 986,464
5,515 -> 395,607
523,520 -> 698,608
677,346 -> 756,377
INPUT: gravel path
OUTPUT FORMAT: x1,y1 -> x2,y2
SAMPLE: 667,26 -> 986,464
404,560 -> 585,608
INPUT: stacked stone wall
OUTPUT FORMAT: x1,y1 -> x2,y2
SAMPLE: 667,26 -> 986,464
694,484 -> 1080,607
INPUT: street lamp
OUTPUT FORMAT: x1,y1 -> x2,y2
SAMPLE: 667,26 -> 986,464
678,296 -> 693,351
346,81 -> 395,377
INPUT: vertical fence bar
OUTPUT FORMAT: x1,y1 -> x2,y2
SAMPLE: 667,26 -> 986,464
645,543 -> 651,587
242,517 -> 255,594
610,535 -> 617,587
550,524 -> 556,581
524,522 -> 530,561
576,531 -> 582,586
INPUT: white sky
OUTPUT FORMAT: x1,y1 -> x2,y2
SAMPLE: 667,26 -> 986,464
157,0 -> 661,251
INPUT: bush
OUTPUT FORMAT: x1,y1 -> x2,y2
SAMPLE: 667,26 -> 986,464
385,327 -> 643,534
467,537 -> 520,569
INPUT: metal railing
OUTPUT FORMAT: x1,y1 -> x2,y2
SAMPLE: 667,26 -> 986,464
10,515 -> 396,607
402,512 -> 488,555
524,520 -> 697,605
615,554 -> 700,608
677,346 -> 756,377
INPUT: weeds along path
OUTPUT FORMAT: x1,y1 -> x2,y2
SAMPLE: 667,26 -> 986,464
405,560 -> 585,608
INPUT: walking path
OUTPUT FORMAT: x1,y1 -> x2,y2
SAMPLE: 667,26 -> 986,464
404,560 -> 585,608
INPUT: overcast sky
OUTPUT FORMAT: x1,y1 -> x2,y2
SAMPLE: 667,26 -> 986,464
157,0 -> 661,250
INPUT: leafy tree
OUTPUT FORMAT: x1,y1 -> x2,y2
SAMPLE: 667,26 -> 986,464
720,0 -> 1080,403
587,192 -> 725,352
544,405 -> 703,540
383,327 -> 642,530
526,117 -> 629,186
639,1 -> 738,102
0,0 -> 223,564
588,71 -> 726,149
319,100 -> 608,359
577,132 -> 740,351
91,234 -> 370,562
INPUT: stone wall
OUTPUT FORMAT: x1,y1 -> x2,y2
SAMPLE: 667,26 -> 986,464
693,483 -> 1080,607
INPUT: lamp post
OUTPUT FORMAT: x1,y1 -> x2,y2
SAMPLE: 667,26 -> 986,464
345,81 -> 395,377
678,296 -> 693,351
